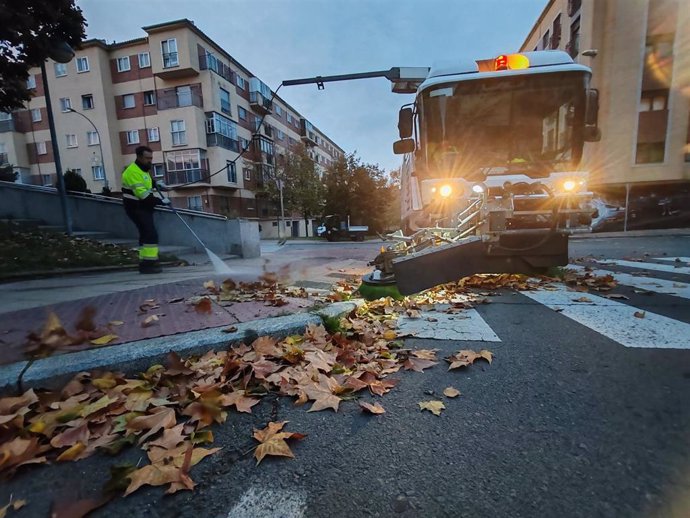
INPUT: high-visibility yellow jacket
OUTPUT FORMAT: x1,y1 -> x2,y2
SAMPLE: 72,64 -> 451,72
121,162 -> 156,207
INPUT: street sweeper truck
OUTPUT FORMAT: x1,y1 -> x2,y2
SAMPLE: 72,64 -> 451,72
283,50 -> 600,297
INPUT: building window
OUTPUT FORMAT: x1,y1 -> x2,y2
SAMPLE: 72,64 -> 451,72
244,167 -> 251,181
187,195 -> 203,211
76,57 -> 89,73
87,131 -> 99,145
220,87 -> 231,115
144,90 -> 156,105
287,113 -> 293,124
552,14 -> 562,48
635,143 -> 665,164
92,165 -> 104,180
153,163 -> 165,178
116,56 -> 131,72
59,98 -> 71,112
176,86 -> 192,106
36,141 -> 47,155
147,127 -> 160,142
81,94 -> 94,110
226,161 -> 237,183
54,63 -> 67,77
138,52 -> 151,68
122,94 -> 135,109
567,17 -> 580,58
162,39 -> 179,68
31,108 -> 41,122
171,120 -> 186,146
276,129 -> 284,140
126,130 -> 139,144
275,105 -> 282,116
26,75 -> 36,89
568,0 -> 582,16
239,137 -> 250,152
541,30 -> 550,50
236,76 -> 246,89
238,106 -> 247,120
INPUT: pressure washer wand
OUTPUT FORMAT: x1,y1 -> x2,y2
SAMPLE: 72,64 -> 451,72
155,185 -> 208,250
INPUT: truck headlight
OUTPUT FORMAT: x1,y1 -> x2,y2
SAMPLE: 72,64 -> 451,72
439,184 -> 453,198
563,180 -> 577,192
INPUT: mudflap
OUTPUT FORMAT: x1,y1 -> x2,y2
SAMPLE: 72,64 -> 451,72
391,232 -> 568,295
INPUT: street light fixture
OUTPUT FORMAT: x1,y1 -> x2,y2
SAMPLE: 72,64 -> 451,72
40,40 -> 75,235
66,108 -> 108,189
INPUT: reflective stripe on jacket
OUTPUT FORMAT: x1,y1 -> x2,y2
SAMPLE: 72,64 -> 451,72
121,162 -> 153,201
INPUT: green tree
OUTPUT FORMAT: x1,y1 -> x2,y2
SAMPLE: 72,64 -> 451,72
0,0 -> 86,111
0,163 -> 17,182
323,152 -> 399,234
272,144 -> 325,237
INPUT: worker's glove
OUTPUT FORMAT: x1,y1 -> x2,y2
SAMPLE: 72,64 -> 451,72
161,197 -> 172,206
157,182 -> 172,192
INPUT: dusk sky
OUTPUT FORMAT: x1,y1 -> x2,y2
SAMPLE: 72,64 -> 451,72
77,0 -> 547,173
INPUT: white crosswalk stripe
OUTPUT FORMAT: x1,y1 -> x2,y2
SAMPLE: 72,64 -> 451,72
394,260 -> 689,350
397,306 -> 501,342
597,259 -> 690,275
654,256 -> 690,264
568,264 -> 690,300
522,285 -> 690,349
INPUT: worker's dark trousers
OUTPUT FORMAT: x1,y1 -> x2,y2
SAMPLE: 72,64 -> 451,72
124,205 -> 159,272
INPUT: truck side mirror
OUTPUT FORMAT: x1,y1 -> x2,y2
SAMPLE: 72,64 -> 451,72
393,138 -> 415,155
398,107 -> 413,139
584,89 -> 600,142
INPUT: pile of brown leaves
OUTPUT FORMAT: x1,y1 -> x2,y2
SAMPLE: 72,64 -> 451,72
195,278 -> 310,309
24,308 -> 121,358
2,309 -> 494,503
563,268 -> 617,292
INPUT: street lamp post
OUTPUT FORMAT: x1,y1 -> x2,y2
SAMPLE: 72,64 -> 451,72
40,41 -> 75,235
276,178 -> 286,240
67,108 -> 108,189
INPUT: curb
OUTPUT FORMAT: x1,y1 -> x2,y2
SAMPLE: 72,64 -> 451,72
0,261 -> 185,283
571,228 -> 690,240
0,301 -> 359,393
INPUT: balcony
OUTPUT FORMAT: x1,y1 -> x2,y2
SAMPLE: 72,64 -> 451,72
206,133 -> 239,152
249,91 -> 272,115
0,118 -> 16,133
157,85 -> 203,110
199,52 -> 234,83
165,168 -> 210,185
300,119 -> 318,147
155,51 -> 199,80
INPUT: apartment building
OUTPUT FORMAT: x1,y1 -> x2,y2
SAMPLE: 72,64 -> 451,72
521,0 -> 690,202
0,18 -> 344,232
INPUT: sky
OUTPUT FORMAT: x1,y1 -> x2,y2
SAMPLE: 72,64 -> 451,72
77,0 -> 546,173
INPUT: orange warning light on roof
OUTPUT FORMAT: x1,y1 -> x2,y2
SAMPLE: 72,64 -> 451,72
494,54 -> 530,71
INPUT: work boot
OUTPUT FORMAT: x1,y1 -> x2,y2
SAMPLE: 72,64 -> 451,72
139,260 -> 163,274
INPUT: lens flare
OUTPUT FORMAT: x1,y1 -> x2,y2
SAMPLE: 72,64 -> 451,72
439,185 -> 453,197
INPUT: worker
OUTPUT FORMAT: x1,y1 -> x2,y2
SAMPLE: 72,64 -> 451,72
121,145 -> 171,274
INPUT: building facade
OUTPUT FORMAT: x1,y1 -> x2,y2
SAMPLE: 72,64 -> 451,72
0,19 -> 343,235
521,0 -> 690,202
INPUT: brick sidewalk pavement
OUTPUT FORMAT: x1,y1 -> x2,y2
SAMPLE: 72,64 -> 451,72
0,277 -> 320,366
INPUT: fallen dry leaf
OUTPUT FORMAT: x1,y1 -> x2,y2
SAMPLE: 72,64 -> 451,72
605,294 -> 629,300
90,334 -> 118,346
222,325 -> 238,333
0,498 -> 26,518
634,311 -> 646,319
573,297 -> 593,303
142,315 -> 159,328
418,400 -> 445,416
194,298 -> 213,314
253,421 -> 306,465
443,387 -> 461,398
359,402 -> 385,414
108,320 -> 124,326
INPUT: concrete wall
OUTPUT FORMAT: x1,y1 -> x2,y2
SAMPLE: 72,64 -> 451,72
0,181 -> 260,258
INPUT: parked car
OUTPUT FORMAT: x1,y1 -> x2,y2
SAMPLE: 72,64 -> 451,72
317,215 -> 368,241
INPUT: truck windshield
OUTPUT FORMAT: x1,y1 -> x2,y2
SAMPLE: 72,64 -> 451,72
420,72 -> 587,178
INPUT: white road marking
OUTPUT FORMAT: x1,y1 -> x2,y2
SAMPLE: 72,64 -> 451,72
522,285 -> 690,349
568,265 -> 690,300
227,487 -> 307,518
397,306 -> 501,342
653,256 -> 690,264
596,259 -> 690,275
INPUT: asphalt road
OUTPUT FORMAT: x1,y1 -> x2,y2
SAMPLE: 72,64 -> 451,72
1,235 -> 689,517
